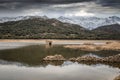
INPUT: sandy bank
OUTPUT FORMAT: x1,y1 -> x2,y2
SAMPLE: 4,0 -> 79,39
64,41 -> 120,51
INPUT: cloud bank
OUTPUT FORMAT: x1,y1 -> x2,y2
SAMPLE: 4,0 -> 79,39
0,0 -> 120,17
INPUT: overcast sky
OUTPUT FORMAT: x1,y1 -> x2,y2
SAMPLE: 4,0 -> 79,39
0,0 -> 120,17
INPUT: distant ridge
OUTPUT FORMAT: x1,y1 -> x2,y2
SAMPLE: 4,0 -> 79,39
92,24 -> 120,39
0,17 -> 89,39
58,16 -> 120,30
0,16 -> 120,30
0,16 -> 49,23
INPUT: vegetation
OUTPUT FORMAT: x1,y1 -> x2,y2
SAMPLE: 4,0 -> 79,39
92,24 -> 120,40
0,18 -> 120,39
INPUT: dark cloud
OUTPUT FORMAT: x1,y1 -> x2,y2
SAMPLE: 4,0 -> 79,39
0,0 -> 119,17
0,0 -> 119,4
96,0 -> 120,7
97,0 -> 120,4
0,0 -> 119,8
0,0 -> 93,3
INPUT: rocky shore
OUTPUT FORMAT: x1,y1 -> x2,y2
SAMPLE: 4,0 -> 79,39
114,75 -> 120,80
43,54 -> 120,63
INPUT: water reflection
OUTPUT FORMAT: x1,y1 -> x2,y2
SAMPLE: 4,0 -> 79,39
0,42 -> 34,50
0,61 -> 119,80
0,59 -> 28,66
0,45 -> 119,66
0,45 -> 120,66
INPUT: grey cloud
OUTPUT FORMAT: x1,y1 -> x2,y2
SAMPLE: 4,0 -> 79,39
0,0 -> 120,10
0,0 -> 120,17
0,0 -> 94,4
96,0 -> 120,8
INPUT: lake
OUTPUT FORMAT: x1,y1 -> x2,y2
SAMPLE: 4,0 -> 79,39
0,41 -> 119,80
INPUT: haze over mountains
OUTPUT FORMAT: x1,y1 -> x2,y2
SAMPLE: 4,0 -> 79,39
0,16 -> 120,30
0,16 -> 120,39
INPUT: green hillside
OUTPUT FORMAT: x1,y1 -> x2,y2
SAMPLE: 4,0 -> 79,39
0,18 -> 120,40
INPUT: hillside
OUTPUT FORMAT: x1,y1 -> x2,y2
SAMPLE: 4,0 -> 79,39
0,18 -> 119,39
0,18 -> 90,39
92,24 -> 120,39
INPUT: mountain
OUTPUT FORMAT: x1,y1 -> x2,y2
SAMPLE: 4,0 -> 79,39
0,17 -> 119,39
93,24 -> 120,33
0,16 -> 48,23
58,16 -> 120,30
92,24 -> 120,39
0,17 -> 90,39
1,16 -> 120,30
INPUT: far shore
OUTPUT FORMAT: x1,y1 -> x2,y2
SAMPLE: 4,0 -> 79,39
64,41 -> 120,51
0,39 -> 119,45
0,39 -> 119,43
0,39 -> 119,50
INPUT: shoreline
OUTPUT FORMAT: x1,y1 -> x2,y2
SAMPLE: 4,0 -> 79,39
0,39 -> 119,42
0,39 -> 120,51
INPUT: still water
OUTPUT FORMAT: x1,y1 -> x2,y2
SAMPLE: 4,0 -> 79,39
0,42 -> 119,80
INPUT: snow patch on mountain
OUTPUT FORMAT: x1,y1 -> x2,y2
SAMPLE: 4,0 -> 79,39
0,16 -> 48,23
57,16 -> 120,30
0,15 -> 120,30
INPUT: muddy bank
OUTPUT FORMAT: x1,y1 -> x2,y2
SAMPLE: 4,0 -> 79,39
64,41 -> 120,51
43,54 -> 120,63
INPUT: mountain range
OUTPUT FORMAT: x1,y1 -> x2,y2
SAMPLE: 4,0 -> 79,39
0,17 -> 89,39
0,16 -> 48,24
0,16 -> 120,39
0,16 -> 120,30
58,16 -> 120,30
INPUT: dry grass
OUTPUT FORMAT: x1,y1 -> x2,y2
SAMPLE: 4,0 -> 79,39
64,41 -> 120,51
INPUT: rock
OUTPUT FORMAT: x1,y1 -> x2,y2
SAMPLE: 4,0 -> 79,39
43,54 -> 120,63
69,54 -> 120,63
114,75 -> 120,80
69,57 -> 76,61
103,54 -> 120,62
76,55 -> 101,62
43,54 -> 66,61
